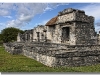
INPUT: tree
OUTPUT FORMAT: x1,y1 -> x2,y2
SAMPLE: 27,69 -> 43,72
0,34 -> 3,46
0,34 -> 3,42
1,27 -> 24,43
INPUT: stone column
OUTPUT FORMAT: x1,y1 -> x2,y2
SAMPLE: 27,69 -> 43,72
29,34 -> 31,42
43,29 -> 47,42
17,33 -> 21,42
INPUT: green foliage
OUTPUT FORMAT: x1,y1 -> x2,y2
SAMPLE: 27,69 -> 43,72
1,27 -> 24,43
0,46 -> 100,72
0,34 -> 3,41
0,34 -> 4,45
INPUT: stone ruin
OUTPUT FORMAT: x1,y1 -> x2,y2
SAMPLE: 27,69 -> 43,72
3,8 -> 100,67
17,8 -> 96,45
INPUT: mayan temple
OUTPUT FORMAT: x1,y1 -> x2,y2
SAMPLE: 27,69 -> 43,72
17,8 -> 96,45
4,8 -> 100,67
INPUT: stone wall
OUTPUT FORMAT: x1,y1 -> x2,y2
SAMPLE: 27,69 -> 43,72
75,22 -> 96,45
54,49 -> 100,67
55,8 -> 96,45
57,12 -> 76,23
33,25 -> 46,42
4,41 -> 100,67
17,30 -> 33,42
17,33 -> 21,42
56,8 -> 93,24
46,22 -> 76,45
97,33 -> 100,45
3,42 -> 24,54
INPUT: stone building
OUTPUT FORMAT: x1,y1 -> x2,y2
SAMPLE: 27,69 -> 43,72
5,8 -> 100,67
17,8 -> 96,45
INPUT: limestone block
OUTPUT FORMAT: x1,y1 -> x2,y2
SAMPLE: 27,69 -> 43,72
57,9 -> 93,24
57,13 -> 75,23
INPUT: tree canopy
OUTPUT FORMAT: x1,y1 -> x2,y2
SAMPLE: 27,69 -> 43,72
0,34 -> 3,42
1,27 -> 24,43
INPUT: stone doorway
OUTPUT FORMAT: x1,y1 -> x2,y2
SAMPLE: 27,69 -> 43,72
62,27 -> 70,43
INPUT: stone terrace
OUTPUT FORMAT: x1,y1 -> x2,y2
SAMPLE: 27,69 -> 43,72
4,42 -> 100,67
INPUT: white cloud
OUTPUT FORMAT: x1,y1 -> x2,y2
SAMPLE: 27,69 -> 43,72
18,14 -> 32,22
0,3 -> 13,16
0,9 -> 10,16
7,14 -> 33,27
6,3 -> 68,28
44,6 -> 52,11
3,16 -> 12,19
0,3 -> 70,31
0,23 -> 5,26
7,19 -> 25,27
0,22 -> 6,33
7,20 -> 17,27
0,3 -> 13,9
80,3 -> 100,22
37,19 -> 49,25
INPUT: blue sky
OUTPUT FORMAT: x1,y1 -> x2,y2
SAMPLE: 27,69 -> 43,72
0,3 -> 100,33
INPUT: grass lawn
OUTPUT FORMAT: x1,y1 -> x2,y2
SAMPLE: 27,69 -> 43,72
1,45 -> 100,72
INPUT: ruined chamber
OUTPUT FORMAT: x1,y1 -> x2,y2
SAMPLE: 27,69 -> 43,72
17,8 -> 96,45
46,8 -> 96,45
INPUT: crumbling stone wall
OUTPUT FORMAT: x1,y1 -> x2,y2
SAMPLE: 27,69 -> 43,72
33,25 -> 46,42
75,22 -> 96,45
54,50 -> 100,67
3,42 -> 24,54
4,42 -> 100,67
97,32 -> 100,45
17,8 -> 97,45
47,25 -> 62,43
46,26 -> 55,42
46,22 -> 76,45
54,8 -> 96,45
17,30 -> 33,42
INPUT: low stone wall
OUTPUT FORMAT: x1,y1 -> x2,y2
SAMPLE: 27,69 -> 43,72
3,42 -> 24,54
3,41 -> 100,67
23,50 -> 56,67
54,50 -> 100,67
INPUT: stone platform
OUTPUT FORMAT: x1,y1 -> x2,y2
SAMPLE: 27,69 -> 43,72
3,41 -> 100,67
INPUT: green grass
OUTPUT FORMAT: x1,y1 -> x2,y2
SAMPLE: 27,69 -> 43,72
1,45 -> 100,72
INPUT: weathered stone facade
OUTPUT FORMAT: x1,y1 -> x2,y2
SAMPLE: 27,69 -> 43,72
3,42 -> 100,67
17,8 -> 96,45
4,8 -> 100,67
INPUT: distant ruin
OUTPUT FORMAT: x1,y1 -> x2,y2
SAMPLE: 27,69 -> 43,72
4,8 -> 100,67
